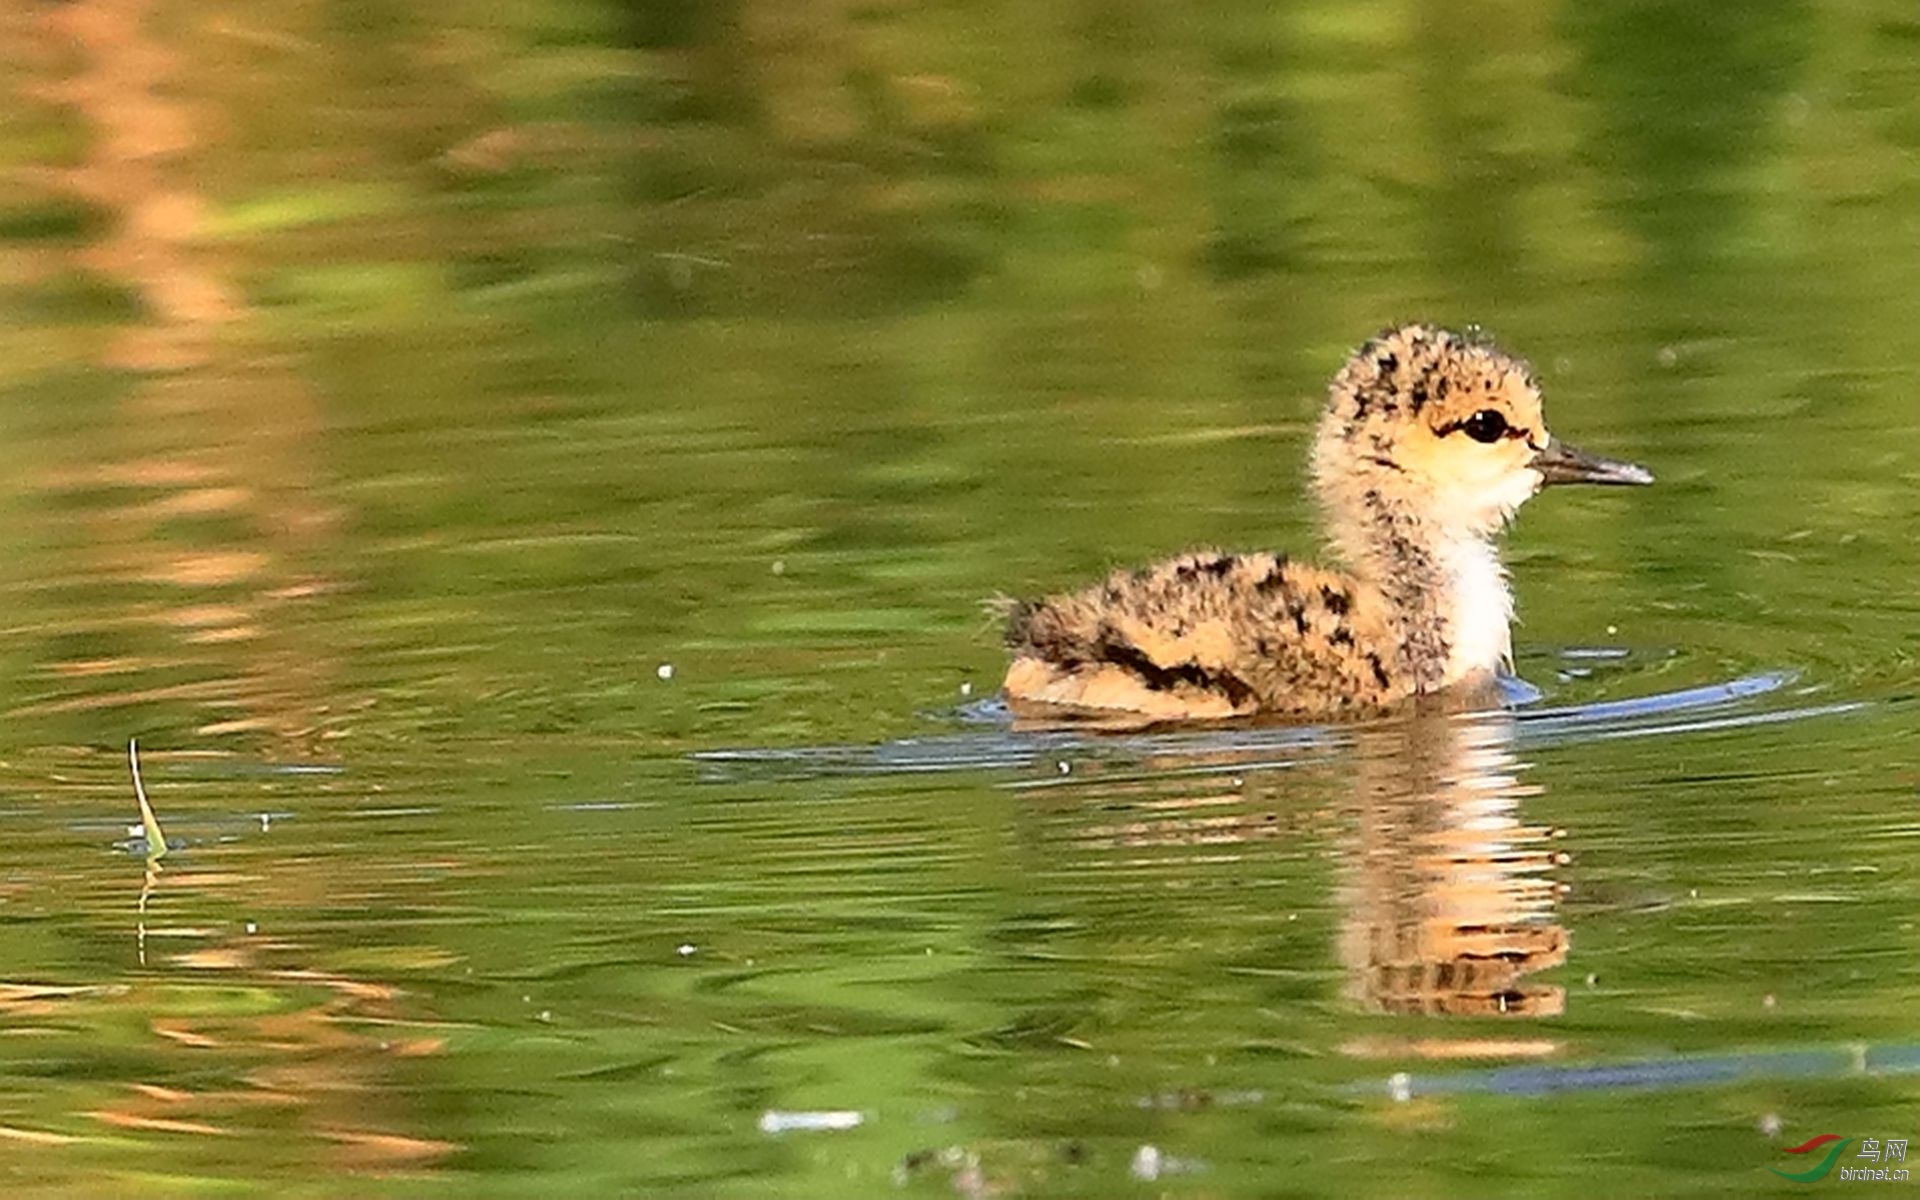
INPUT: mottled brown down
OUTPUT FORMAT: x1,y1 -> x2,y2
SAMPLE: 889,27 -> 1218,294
1000,322 -> 1650,721
1003,551 -> 1397,719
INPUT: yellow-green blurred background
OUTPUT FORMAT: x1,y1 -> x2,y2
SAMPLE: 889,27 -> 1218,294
1,1 -> 1917,1195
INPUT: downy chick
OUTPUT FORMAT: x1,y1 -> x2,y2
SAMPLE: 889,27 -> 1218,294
1000,323 -> 1651,721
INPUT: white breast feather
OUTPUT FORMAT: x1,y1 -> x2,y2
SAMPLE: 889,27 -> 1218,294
1440,537 -> 1513,682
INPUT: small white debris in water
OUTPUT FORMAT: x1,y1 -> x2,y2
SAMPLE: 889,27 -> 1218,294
1760,1112 -> 1784,1137
1657,345 -> 1679,368
1056,760 -> 1071,776
1130,1145 -> 1163,1181
952,1152 -> 986,1198
657,663 -> 675,681
245,922 -> 258,935
1762,993 -> 1777,1010
1388,1071 -> 1413,1103
758,1109 -> 863,1135
126,824 -> 143,839
959,681 -> 973,697
537,1010 -> 552,1023
771,559 -> 786,576
1586,973 -> 1599,988
1606,624 -> 1619,635
259,813 -> 271,832
676,943 -> 697,957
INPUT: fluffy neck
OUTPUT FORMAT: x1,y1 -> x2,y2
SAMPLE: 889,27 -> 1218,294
1324,484 -> 1514,691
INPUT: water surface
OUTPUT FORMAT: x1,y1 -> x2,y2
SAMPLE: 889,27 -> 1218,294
1,1 -> 1918,1195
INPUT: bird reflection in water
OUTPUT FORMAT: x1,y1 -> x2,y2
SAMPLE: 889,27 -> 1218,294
1044,694 -> 1568,1021
1338,707 -> 1566,1018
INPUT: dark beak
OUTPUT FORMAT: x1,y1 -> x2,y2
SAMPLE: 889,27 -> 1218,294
1532,437 -> 1654,487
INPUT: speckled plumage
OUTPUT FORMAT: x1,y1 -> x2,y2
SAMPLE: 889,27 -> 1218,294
1001,323 -> 1652,721
1003,551 -> 1396,719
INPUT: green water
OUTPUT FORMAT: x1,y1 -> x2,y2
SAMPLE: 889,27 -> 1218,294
3,1 -> 1919,1195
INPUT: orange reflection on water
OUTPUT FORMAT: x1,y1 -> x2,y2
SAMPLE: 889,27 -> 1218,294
16,0 -> 345,747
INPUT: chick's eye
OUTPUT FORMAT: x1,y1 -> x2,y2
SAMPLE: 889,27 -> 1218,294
1461,409 -> 1510,443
